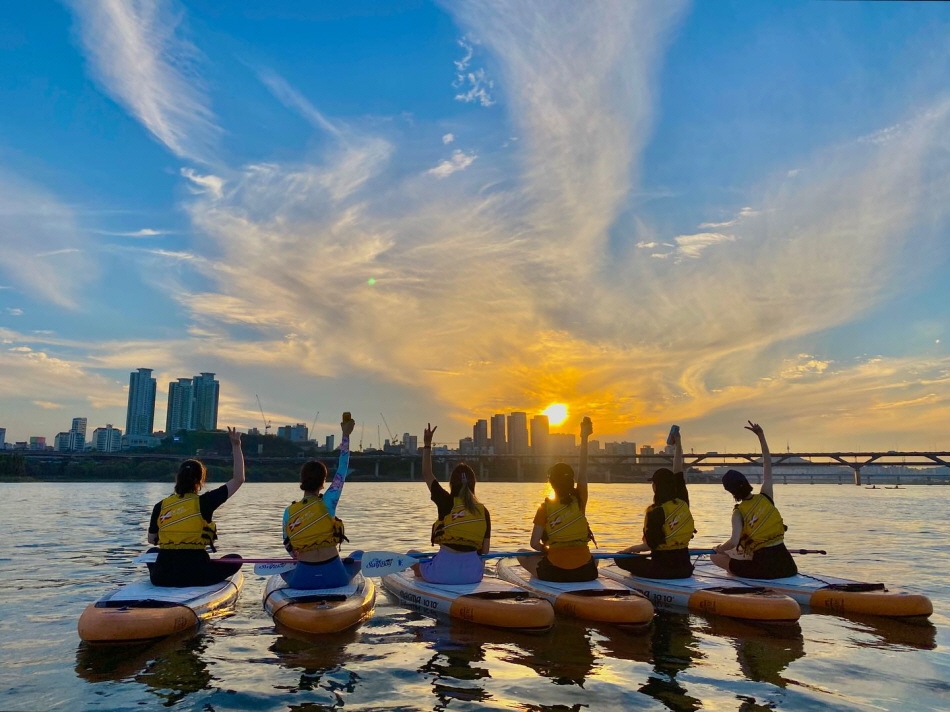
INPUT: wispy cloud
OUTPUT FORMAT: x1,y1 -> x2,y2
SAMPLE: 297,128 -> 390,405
5,308 -> 24,316
427,150 -> 477,178
442,133 -> 456,145
33,400 -> 64,410
452,37 -> 494,106
181,168 -> 225,199
65,0 -> 218,162
90,228 -> 170,238
258,69 -> 342,139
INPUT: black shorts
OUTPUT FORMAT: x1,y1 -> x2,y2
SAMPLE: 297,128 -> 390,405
536,555 -> 599,583
728,543 -> 798,580
148,549 -> 243,587
614,548 -> 693,579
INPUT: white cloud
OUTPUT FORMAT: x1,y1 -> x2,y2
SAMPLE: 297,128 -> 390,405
672,231 -> 736,259
427,150 -> 477,178
35,248 -> 82,258
452,38 -> 494,106
258,69 -> 342,139
442,133 -> 455,145
181,168 -> 225,199
33,400 -> 64,410
5,308 -> 24,316
91,228 -> 169,237
65,0 -> 218,162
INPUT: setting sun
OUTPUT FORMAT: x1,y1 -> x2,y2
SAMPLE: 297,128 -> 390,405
542,403 -> 569,426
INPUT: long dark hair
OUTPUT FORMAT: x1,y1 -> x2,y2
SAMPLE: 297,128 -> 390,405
300,460 -> 329,493
548,463 -> 577,505
174,459 -> 206,496
450,463 -> 479,513
651,468 -> 680,506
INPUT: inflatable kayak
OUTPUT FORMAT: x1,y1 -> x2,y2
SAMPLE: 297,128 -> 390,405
78,572 -> 244,643
263,572 -> 376,635
598,563 -> 800,622
691,560 -> 933,620
495,559 -> 654,626
380,570 -> 555,631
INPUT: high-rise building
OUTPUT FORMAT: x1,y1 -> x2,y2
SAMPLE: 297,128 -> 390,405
490,414 -> 506,454
507,412 -> 529,455
278,423 -> 309,442
458,436 -> 475,455
192,373 -> 219,431
605,441 -> 637,456
325,434 -> 335,452
530,415 -> 550,456
29,436 -> 46,451
473,419 -> 489,453
0,428 -> 5,449
92,424 -> 122,452
69,417 -> 87,451
402,433 -> 418,454
549,433 -> 576,455
166,378 -> 195,433
126,368 -> 157,436
54,432 -> 72,452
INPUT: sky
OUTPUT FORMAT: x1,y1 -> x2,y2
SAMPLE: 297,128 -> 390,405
1,1 -> 949,452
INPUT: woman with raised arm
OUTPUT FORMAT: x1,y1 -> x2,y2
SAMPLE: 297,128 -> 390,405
410,422 -> 491,584
710,421 -> 797,579
147,427 -> 246,587
614,425 -> 695,578
518,416 -> 598,583
282,413 -> 361,589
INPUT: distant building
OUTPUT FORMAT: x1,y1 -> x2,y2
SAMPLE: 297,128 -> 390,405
166,378 -> 195,433
507,412 -> 529,455
530,415 -> 549,456
126,368 -> 157,436
54,432 -> 72,452
549,433 -> 576,455
606,441 -> 637,456
402,433 -> 418,454
473,419 -> 489,454
490,414 -> 506,454
124,433 -> 161,449
29,436 -> 47,451
459,436 -> 475,455
640,445 -> 655,456
0,428 -> 5,449
92,425 -> 122,453
325,434 -> 335,452
192,373 -> 219,431
278,423 -> 309,442
588,439 -> 601,453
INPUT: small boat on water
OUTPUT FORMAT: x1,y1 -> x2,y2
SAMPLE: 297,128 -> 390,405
263,573 -> 376,635
380,569 -> 555,631
78,572 -> 244,643
884,485 -> 903,489
598,563 -> 801,623
690,560 -> 932,620
495,558 -> 654,626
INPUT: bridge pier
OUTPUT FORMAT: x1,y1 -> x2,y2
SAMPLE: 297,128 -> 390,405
374,460 -> 380,478
851,467 -> 861,486
410,460 -> 415,481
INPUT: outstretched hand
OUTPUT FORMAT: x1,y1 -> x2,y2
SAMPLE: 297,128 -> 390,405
341,413 -> 355,437
580,416 -> 593,440
744,421 -> 764,437
226,426 -> 241,447
424,423 -> 437,447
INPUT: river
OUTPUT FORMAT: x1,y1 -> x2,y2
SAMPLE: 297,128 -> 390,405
1,482 -> 946,711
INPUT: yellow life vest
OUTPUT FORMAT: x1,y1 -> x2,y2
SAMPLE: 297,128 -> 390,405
736,493 -> 787,554
643,499 -> 695,551
157,493 -> 217,550
542,498 -> 593,549
431,496 -> 487,548
284,496 -> 347,553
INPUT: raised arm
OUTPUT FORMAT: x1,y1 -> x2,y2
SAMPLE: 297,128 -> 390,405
323,413 -> 355,516
745,421 -> 773,500
421,423 -> 437,490
577,416 -> 592,509
672,428 -> 683,474
225,427 -> 245,497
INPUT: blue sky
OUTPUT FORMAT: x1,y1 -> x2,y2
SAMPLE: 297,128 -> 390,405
1,1 -> 949,452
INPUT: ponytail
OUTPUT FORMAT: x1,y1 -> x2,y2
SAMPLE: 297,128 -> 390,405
450,463 -> 480,513
548,463 -> 576,505
174,459 -> 206,496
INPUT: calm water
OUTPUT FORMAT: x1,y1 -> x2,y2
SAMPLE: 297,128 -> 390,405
1,482 -> 947,711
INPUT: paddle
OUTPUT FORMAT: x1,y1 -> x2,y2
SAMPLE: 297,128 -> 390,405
359,549 -> 721,577
133,551 -> 296,565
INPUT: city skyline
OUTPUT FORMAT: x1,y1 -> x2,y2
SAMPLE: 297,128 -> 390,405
1,3 -> 949,452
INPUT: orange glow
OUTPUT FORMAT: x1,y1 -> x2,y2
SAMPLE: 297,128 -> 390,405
542,403 -> 568,426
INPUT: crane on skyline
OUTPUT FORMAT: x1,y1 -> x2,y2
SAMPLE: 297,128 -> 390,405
380,413 -> 399,447
310,411 -> 320,437
255,395 -> 272,435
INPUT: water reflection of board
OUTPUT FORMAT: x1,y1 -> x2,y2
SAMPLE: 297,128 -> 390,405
78,573 -> 244,643
599,563 -> 800,622
691,560 -> 932,620
380,570 -> 554,631
263,573 -> 376,635
495,559 -> 653,626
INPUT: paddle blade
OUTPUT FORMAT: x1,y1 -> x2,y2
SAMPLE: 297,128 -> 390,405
133,551 -> 157,564
254,562 -> 296,576
361,551 -> 420,576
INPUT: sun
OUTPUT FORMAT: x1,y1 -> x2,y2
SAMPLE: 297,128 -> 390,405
542,403 -> 569,427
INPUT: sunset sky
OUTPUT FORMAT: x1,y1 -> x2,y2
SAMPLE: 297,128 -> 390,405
1,1 -> 949,451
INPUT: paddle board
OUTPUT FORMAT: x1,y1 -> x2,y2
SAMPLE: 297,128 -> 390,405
263,572 -> 376,635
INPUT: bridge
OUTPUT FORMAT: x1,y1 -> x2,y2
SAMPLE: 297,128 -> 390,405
14,450 -> 950,485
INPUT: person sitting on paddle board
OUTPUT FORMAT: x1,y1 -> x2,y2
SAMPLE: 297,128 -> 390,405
614,425 -> 695,578
410,422 -> 491,584
282,413 -> 361,589
146,427 -> 245,587
518,416 -> 598,583
711,421 -> 798,579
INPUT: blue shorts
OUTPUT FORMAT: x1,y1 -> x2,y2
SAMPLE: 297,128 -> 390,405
419,548 -> 484,585
282,555 -> 361,589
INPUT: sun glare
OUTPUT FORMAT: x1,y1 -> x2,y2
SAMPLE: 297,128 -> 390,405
542,403 -> 569,426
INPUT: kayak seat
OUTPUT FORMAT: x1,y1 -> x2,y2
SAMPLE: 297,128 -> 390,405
823,583 -> 886,593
